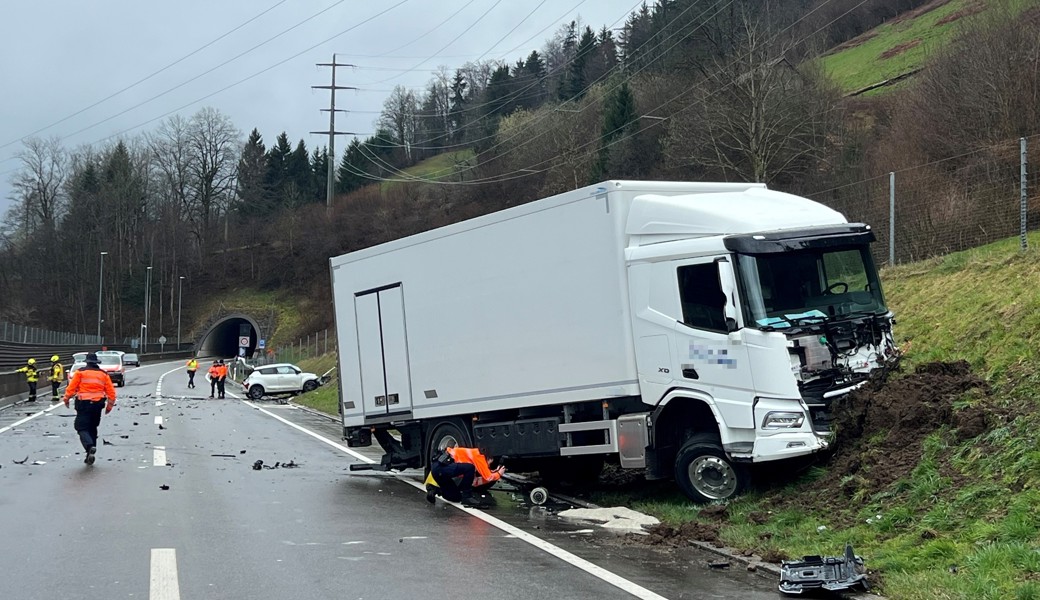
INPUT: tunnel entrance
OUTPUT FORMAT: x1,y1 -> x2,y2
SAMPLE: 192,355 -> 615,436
197,314 -> 262,359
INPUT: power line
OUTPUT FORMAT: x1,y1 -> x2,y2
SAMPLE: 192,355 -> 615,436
0,0 -> 290,153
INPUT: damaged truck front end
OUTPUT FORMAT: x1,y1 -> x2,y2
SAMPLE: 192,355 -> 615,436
729,224 -> 898,443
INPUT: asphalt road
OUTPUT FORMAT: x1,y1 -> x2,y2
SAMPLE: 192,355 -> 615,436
0,360 -> 779,600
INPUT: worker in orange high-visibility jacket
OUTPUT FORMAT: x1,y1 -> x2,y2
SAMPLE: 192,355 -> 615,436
216,359 -> 228,399
426,446 -> 505,507
207,361 -> 220,398
63,353 -> 116,465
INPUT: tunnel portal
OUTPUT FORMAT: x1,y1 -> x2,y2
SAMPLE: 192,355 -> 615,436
197,314 -> 262,359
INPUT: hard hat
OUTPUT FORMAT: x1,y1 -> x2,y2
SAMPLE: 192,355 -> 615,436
27,358 -> 35,365
51,355 -> 60,362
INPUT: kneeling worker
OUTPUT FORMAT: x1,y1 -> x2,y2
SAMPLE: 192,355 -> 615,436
426,446 -> 505,507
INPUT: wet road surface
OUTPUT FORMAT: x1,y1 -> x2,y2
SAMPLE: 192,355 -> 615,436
0,359 -> 779,599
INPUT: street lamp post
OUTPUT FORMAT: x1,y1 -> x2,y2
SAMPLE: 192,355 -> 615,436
140,324 -> 147,351
96,252 -> 108,343
144,266 -> 152,353
177,276 -> 184,349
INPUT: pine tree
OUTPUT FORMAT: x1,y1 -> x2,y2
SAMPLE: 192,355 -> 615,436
263,133 -> 292,209
594,80 -> 637,179
235,129 -> 267,214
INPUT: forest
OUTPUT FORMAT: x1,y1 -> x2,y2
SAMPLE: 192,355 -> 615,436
2,0 -> 1038,340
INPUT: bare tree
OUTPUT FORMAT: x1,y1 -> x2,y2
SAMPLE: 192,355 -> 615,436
378,86 -> 422,164
187,107 -> 240,248
10,136 -> 68,237
664,15 -> 840,184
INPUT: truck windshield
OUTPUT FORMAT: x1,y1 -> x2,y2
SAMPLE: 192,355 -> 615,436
736,245 -> 886,328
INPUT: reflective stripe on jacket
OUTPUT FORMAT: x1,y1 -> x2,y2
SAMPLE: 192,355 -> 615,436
16,365 -> 38,382
49,363 -> 64,382
64,366 -> 116,408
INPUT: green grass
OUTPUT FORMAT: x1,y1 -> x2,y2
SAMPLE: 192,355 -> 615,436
593,232 -> 1040,599
380,149 -> 475,193
819,0 -> 1032,95
290,353 -> 339,415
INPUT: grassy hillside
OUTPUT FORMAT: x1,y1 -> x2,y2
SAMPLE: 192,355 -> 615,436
608,233 -> 1040,600
380,149 -> 475,193
820,0 -> 1033,95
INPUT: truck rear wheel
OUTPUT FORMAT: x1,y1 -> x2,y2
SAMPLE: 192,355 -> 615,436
426,419 -> 473,463
674,434 -> 748,503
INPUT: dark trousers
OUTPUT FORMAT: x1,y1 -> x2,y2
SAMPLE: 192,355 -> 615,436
210,378 -> 218,397
74,400 -> 104,451
27,381 -> 36,401
431,461 -> 476,502
217,377 -> 226,398
51,381 -> 60,400
187,370 -> 196,387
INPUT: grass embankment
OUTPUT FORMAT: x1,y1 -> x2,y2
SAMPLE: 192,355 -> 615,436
819,0 -> 1032,96
379,149 -> 475,194
290,353 -> 339,415
189,288 -> 304,350
608,232 -> 1040,600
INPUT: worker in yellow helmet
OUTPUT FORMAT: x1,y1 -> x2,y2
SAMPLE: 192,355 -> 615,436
15,358 -> 39,403
48,355 -> 65,401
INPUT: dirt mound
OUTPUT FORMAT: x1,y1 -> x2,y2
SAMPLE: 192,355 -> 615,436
879,38 -> 923,60
934,1 -> 986,27
808,360 -> 990,503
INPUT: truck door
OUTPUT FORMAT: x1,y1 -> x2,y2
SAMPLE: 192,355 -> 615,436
354,284 -> 413,417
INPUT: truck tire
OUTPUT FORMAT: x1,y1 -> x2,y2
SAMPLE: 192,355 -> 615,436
674,434 -> 749,503
427,419 -> 473,461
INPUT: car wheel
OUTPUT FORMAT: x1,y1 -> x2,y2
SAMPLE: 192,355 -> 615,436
247,385 -> 265,400
302,380 -> 318,392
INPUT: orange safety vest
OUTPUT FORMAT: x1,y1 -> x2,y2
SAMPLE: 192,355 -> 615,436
207,365 -> 220,379
446,447 -> 501,484
64,366 -> 117,409
217,365 -> 228,378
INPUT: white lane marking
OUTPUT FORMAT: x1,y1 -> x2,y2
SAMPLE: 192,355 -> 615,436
154,416 -> 163,426
0,402 -> 65,435
149,548 -> 181,600
154,446 -> 167,467
242,400 -> 669,600
155,364 -> 186,398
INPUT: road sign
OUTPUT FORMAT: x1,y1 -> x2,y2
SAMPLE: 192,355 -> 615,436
158,335 -> 167,345
258,339 -> 266,349
239,336 -> 249,347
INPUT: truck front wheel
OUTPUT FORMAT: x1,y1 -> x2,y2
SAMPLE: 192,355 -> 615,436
674,434 -> 749,503
427,419 -> 473,462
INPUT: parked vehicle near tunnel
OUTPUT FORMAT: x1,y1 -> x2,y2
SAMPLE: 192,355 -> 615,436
330,180 -> 898,503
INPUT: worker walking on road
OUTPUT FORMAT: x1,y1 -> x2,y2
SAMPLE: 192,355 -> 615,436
427,446 -> 505,507
15,358 -> 39,402
207,361 -> 220,398
48,355 -> 64,401
186,357 -> 198,389
63,353 -> 116,465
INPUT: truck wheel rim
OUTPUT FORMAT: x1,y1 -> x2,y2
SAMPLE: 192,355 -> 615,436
689,456 -> 736,500
437,434 -> 459,451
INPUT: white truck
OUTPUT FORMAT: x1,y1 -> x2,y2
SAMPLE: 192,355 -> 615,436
329,181 -> 896,502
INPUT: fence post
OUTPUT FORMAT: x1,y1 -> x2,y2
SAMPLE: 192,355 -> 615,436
1022,137 -> 1028,251
889,172 -> 896,265
324,329 -> 328,354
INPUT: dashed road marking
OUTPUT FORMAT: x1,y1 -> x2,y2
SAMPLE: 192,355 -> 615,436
154,446 -> 167,467
0,402 -> 65,435
154,416 -> 163,426
149,548 -> 181,600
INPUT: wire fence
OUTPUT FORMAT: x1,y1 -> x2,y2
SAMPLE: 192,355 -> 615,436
0,321 -> 124,346
808,136 -> 1037,266
252,328 -> 337,366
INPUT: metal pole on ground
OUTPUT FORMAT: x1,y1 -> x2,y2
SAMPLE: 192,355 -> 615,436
889,172 -> 896,265
1021,137 -> 1028,251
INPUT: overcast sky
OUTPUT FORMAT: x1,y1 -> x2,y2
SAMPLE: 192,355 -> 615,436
0,0 -> 642,216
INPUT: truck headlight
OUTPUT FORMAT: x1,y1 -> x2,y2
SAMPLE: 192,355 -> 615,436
761,411 -> 805,430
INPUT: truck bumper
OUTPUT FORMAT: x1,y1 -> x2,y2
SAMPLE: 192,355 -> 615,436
751,432 -> 828,462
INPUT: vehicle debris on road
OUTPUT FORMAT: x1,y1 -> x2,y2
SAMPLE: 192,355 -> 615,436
778,543 -> 869,596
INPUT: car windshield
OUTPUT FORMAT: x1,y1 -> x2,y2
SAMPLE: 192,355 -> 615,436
73,352 -> 87,362
737,245 -> 887,329
98,355 -> 121,366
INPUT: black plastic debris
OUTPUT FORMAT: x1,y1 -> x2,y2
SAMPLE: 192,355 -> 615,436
212,454 -> 237,458
159,484 -> 170,490
252,460 -> 264,471
13,456 -> 28,465
779,543 -> 868,596
102,439 -> 113,445
708,560 -> 730,569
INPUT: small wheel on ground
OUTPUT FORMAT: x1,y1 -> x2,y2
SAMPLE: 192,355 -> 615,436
674,433 -> 749,503
247,385 -> 264,400
529,487 -> 549,505
302,380 -> 318,392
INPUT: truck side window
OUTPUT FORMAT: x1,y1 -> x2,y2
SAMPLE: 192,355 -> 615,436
677,263 -> 727,332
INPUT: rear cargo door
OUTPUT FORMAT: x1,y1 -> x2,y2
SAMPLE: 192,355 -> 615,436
354,284 -> 413,417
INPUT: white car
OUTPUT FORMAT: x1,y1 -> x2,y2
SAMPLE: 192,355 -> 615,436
242,363 -> 321,400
